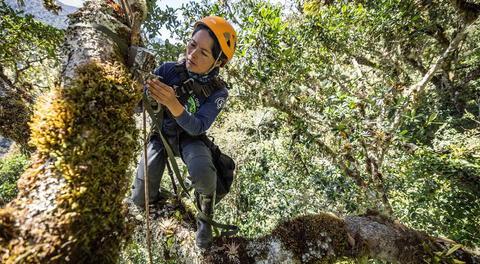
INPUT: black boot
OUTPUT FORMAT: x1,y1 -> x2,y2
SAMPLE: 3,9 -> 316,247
195,192 -> 214,249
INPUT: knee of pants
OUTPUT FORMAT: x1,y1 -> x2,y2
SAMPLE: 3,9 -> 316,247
131,177 -> 159,207
131,177 -> 146,207
188,158 -> 217,195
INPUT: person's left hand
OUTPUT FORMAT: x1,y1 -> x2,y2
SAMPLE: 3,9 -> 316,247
146,78 -> 178,108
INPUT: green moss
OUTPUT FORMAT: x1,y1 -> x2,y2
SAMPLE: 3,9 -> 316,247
1,61 -> 140,263
271,213 -> 350,264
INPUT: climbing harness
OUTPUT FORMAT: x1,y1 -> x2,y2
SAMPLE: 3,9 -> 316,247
173,61 -> 227,99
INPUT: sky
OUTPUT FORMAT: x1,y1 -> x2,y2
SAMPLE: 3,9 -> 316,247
58,0 -> 185,9
57,0 -> 286,42
58,0 -> 83,7
58,0 -> 192,40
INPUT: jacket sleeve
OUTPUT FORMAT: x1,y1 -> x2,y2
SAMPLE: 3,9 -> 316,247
174,88 -> 228,135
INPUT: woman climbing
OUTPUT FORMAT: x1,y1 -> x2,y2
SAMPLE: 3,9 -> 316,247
131,16 -> 237,249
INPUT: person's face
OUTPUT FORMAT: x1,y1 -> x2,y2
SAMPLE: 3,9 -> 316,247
186,29 -> 221,75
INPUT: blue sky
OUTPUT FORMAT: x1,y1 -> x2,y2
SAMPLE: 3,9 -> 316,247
57,0 -> 285,41
58,0 -> 190,40
59,0 -> 185,9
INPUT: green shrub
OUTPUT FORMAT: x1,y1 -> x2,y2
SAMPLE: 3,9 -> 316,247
390,127 -> 480,247
0,153 -> 30,206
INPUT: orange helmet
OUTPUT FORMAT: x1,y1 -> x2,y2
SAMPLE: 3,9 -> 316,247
194,16 -> 237,64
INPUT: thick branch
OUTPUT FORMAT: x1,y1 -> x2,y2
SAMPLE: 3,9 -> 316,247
128,200 -> 480,264
0,0 -> 146,263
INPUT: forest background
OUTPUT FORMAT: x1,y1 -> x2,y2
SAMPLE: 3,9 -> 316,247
0,0 -> 479,263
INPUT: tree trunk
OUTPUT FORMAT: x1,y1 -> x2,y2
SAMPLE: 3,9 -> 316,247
128,199 -> 480,264
0,1 -> 145,263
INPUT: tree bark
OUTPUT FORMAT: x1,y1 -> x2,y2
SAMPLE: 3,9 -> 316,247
0,0 -> 145,263
128,199 -> 480,264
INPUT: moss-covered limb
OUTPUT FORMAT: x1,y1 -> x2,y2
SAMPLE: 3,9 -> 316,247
0,60 -> 139,263
130,201 -> 351,263
0,68 -> 34,153
131,199 -> 480,264
346,215 -> 480,264
0,0 -> 147,262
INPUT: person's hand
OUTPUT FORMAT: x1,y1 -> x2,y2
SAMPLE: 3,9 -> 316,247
146,79 -> 177,108
146,79 -> 184,117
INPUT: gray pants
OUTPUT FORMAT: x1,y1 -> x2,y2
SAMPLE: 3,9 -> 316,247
131,135 -> 217,207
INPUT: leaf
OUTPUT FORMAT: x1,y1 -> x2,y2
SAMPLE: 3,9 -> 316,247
426,112 -> 438,125
446,244 -> 462,256
166,236 -> 175,247
357,256 -> 368,264
175,210 -> 182,219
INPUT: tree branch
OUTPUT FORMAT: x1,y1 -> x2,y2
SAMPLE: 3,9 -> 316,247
389,22 -> 473,134
128,199 -> 480,264
0,0 -> 145,262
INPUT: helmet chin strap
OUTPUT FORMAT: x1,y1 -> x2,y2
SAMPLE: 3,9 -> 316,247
204,51 -> 223,75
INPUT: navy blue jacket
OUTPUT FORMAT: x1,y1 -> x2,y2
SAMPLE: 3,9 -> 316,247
153,62 -> 228,136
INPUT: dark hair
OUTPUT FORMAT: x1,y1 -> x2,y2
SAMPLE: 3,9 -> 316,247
192,24 -> 228,67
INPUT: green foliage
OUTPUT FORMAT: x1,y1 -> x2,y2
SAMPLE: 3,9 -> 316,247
142,0 -> 184,63
212,0 -> 480,251
0,153 -> 29,206
0,0 -> 64,85
391,127 -> 480,247
0,0 -> 64,152
211,106 -> 361,238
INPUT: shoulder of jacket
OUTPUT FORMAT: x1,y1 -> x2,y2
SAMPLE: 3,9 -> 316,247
210,85 -> 229,98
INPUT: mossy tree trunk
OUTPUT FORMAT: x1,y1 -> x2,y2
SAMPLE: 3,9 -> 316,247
128,200 -> 480,264
0,0 -> 146,263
